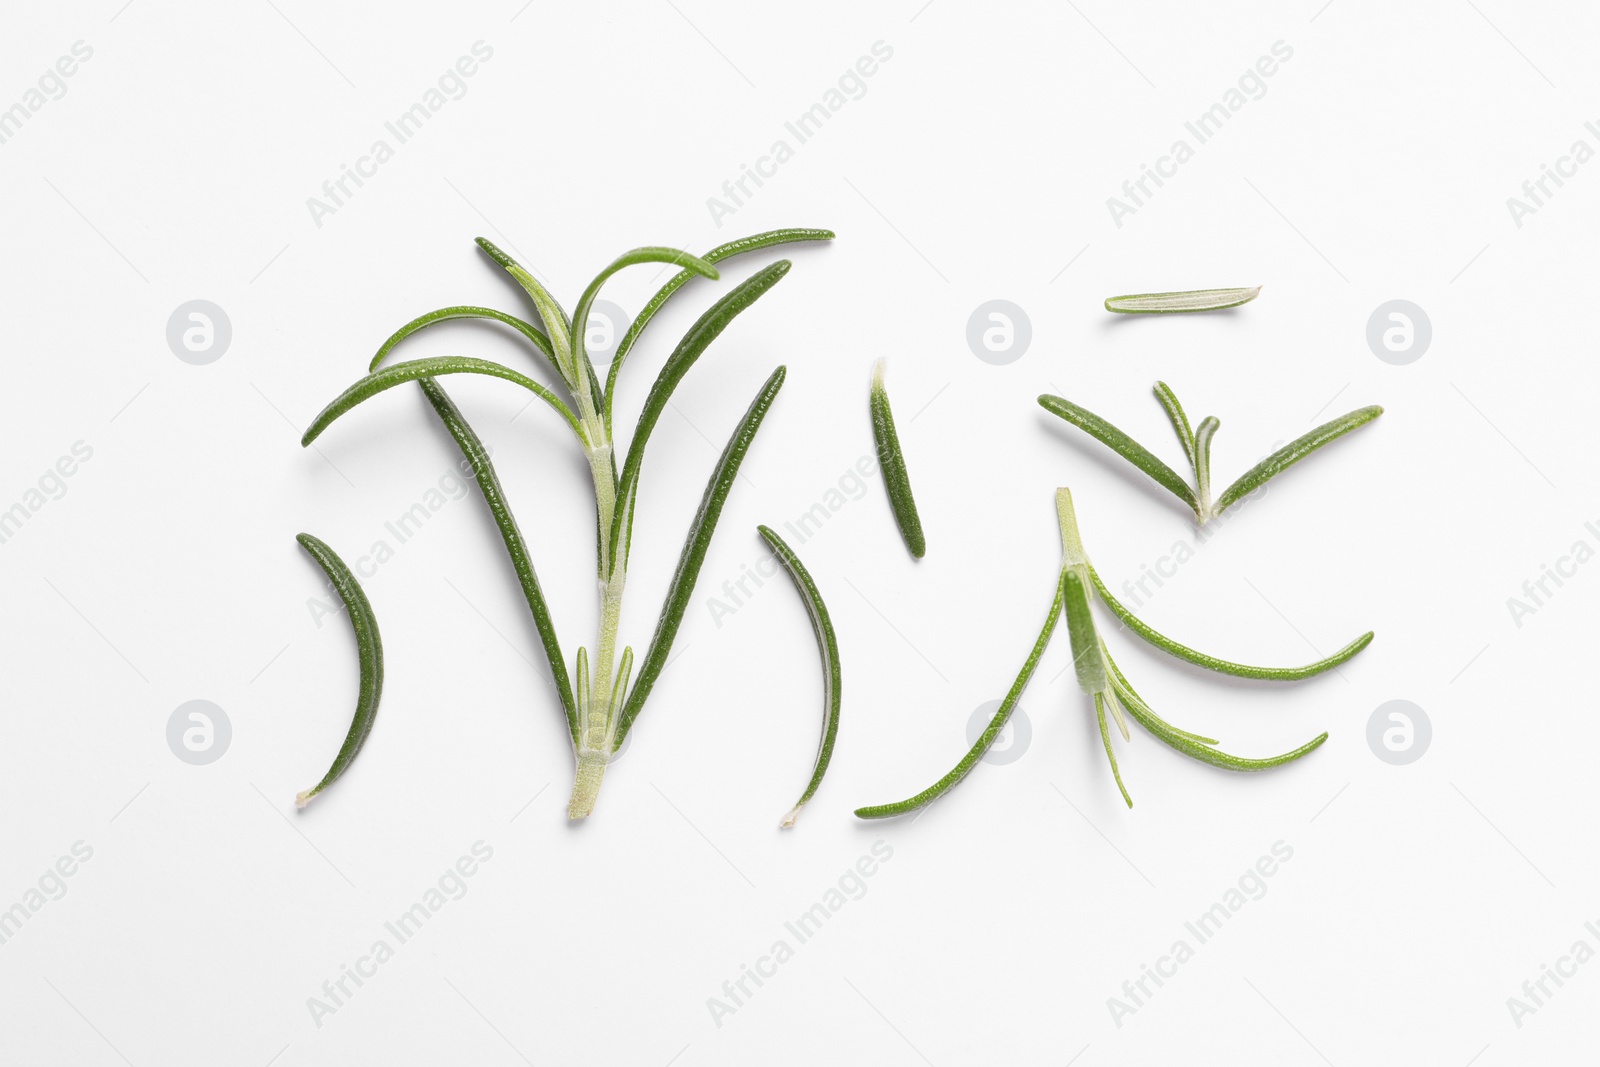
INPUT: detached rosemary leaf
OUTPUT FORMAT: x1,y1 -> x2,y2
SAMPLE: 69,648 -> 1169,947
295,533 -> 384,808
1090,567 -> 1374,680
367,306 -> 560,379
1038,394 -> 1198,511
604,228 -> 835,430
419,379 -> 577,740
301,356 -> 586,447
757,525 -> 842,828
570,246 -> 718,412
870,360 -> 926,558
1104,287 -> 1261,314
854,571 -> 1068,820
608,261 -> 792,573
614,366 -> 788,745
1214,405 -> 1384,515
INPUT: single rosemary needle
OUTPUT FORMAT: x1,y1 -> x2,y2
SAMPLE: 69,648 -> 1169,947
757,526 -> 841,828
870,359 -> 926,558
1104,287 -> 1261,314
295,533 -> 384,808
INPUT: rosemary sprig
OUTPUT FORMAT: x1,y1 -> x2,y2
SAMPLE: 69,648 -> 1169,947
855,488 -> 1357,817
1104,287 -> 1261,314
303,228 -> 832,819
294,533 -> 384,808
757,526 -> 841,828
1040,382 -> 1382,525
869,359 -> 926,558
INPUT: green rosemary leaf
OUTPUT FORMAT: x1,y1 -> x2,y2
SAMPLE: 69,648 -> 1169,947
608,261 -> 792,574
1152,381 -> 1196,470
603,228 -> 835,432
1038,394 -> 1199,512
475,237 -> 576,387
1103,648 -> 1217,746
1062,570 -> 1106,694
1111,666 -> 1327,771
854,570 -> 1068,820
1213,405 -> 1384,515
301,356 -> 587,448
1104,287 -> 1261,314
870,360 -> 926,558
613,366 -> 787,745
1094,693 -> 1132,807
1193,415 -> 1219,517
570,247 -> 718,415
757,525 -> 842,828
295,533 -> 384,808
1089,567 -> 1374,680
418,379 -> 577,740
367,306 -> 561,380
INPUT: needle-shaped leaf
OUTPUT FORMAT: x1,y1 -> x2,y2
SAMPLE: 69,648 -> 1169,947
870,360 -> 926,558
1062,569 -> 1106,695
367,306 -> 562,381
613,366 -> 788,745
1193,415 -> 1219,517
295,533 -> 384,808
854,570 -> 1068,820
1089,567 -> 1373,680
1039,394 -> 1198,512
418,379 -> 577,740
1105,287 -> 1261,314
301,356 -> 586,447
1214,406 -> 1384,516
757,525 -> 842,828
570,246 -> 718,415
604,228 -> 834,431
1094,693 -> 1132,807
1152,381 -> 1196,470
608,261 -> 792,573
475,237 -> 576,387
1106,652 -> 1327,771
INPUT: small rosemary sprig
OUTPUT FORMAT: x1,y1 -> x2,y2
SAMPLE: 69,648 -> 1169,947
855,488 -> 1359,818
1040,381 -> 1382,525
869,359 -> 925,558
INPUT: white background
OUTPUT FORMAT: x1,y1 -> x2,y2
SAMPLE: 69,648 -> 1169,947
0,0 -> 1594,1063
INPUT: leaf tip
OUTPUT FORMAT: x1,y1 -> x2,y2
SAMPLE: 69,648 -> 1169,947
295,790 -> 315,809
474,236 -> 515,269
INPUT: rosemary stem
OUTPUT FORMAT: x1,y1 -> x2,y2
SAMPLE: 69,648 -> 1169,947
573,413 -> 625,818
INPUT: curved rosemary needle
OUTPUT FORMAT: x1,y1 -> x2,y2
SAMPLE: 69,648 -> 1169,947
1089,567 -> 1373,680
854,570 -> 1068,820
757,526 -> 841,828
1038,394 -> 1198,511
367,306 -> 559,377
419,380 -> 577,738
1214,405 -> 1384,515
1105,651 -> 1327,771
870,360 -> 926,558
295,533 -> 384,808
614,366 -> 788,746
302,356 -> 587,447
603,228 -> 835,433
1153,381 -> 1196,470
1104,287 -> 1261,314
